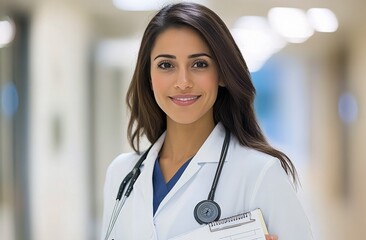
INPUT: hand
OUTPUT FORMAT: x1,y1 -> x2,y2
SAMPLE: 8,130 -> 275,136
265,234 -> 278,240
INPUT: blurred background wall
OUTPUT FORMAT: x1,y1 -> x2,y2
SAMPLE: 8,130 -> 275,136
0,0 -> 365,239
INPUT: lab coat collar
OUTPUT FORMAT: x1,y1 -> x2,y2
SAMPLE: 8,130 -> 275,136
155,123 -> 230,217
132,132 -> 166,219
140,132 -> 166,168
192,122 -> 230,164
134,122 -> 230,218
140,122 -> 230,166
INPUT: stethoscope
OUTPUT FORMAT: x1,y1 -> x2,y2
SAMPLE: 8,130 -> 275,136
104,129 -> 230,240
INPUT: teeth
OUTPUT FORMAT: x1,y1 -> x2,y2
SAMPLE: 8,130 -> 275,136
174,96 -> 198,101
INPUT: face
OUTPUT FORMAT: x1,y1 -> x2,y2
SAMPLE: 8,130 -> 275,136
150,27 -> 220,126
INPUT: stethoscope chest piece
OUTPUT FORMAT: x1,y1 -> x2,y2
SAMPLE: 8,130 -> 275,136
194,199 -> 221,224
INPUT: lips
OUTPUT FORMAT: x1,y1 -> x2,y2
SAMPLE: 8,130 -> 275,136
169,95 -> 200,106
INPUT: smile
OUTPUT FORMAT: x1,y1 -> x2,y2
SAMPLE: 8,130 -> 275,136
170,95 -> 200,106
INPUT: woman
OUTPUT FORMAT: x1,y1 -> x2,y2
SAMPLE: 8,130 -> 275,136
101,2 -> 313,240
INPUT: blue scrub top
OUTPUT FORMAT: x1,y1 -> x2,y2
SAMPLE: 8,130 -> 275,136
152,158 -> 191,215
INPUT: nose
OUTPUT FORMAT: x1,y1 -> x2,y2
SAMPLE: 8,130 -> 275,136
174,69 -> 192,90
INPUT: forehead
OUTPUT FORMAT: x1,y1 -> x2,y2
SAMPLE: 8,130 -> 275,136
151,27 -> 211,56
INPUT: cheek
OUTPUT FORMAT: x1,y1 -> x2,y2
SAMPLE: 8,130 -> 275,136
199,74 -> 220,93
150,75 -> 170,101
151,78 -> 164,93
151,68 -> 175,94
150,71 -> 160,92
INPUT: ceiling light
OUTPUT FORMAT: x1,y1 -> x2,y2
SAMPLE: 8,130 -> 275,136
0,17 -> 16,48
268,7 -> 314,43
112,0 -> 162,11
113,0 -> 208,11
307,8 -> 338,32
231,16 -> 286,72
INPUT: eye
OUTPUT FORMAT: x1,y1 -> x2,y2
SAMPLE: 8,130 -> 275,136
192,60 -> 208,68
158,61 -> 174,69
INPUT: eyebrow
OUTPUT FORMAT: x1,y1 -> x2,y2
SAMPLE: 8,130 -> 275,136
153,53 -> 212,60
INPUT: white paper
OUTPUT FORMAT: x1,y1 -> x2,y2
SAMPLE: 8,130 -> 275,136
169,209 -> 267,240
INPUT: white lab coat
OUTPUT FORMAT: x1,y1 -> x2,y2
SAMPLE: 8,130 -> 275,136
101,123 -> 313,240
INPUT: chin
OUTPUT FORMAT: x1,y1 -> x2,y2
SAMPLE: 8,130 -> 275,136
168,115 -> 200,125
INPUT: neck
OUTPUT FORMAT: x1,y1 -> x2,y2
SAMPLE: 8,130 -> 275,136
160,119 -> 216,164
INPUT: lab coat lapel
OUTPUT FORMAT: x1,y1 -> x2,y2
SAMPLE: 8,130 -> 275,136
154,123 -> 228,217
154,155 -> 202,218
134,134 -> 165,218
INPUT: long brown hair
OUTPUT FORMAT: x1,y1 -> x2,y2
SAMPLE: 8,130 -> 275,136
126,2 -> 298,184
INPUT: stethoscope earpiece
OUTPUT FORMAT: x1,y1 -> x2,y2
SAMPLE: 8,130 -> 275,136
194,200 -> 221,224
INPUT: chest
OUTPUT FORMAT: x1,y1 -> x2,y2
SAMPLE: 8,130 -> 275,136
109,162 -> 254,240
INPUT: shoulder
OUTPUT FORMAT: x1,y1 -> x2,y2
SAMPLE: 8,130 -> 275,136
228,137 -> 280,176
227,137 -> 294,196
227,138 -> 313,238
103,151 -> 144,201
106,152 -> 142,179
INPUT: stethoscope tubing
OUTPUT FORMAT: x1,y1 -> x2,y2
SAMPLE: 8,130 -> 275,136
104,147 -> 151,240
207,129 -> 230,201
104,195 -> 128,240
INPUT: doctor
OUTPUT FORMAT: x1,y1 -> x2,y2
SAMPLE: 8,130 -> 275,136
101,2 -> 313,240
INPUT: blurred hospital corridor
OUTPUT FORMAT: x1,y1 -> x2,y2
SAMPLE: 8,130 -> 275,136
1,0 -> 366,239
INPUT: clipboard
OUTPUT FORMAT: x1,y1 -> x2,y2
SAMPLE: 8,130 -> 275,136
169,209 -> 268,240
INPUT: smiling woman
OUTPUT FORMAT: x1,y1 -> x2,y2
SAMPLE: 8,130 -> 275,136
101,2 -> 313,240
150,27 -> 220,127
